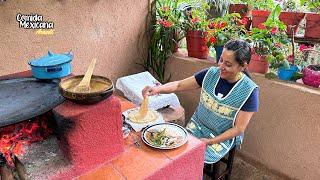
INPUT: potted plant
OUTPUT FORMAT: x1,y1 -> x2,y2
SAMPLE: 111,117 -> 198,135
142,0 -> 184,83
229,0 -> 251,17
279,0 -> 305,36
181,0 -> 211,59
229,0 -> 253,30
301,0 -> 320,38
249,5 -> 290,74
303,64 -> 320,88
302,45 -> 320,87
207,13 -> 249,63
251,0 -> 276,28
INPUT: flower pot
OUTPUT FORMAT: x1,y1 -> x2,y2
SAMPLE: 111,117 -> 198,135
279,12 -> 305,36
229,4 -> 249,18
186,30 -> 209,59
248,53 -> 269,74
277,65 -> 299,81
214,46 -> 223,63
252,10 -> 270,28
305,13 -> 320,39
302,65 -> 320,88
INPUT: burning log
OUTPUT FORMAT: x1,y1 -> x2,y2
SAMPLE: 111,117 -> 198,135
0,112 -> 53,168
0,156 -> 13,180
14,156 -> 26,180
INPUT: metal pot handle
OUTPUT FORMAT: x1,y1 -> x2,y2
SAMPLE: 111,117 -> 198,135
46,67 -> 62,72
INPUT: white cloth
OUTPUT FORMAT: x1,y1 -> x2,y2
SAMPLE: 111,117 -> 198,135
116,71 -> 181,110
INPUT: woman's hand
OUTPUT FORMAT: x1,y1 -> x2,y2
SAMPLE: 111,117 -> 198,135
142,86 -> 160,97
200,138 -> 212,145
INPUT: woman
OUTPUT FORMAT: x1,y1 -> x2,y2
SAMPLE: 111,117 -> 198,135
142,40 -> 259,164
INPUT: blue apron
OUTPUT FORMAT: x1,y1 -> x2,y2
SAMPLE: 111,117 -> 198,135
186,67 -> 257,164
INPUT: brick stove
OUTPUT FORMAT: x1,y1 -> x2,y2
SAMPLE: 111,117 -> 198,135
1,71 -> 206,180
0,71 -> 125,179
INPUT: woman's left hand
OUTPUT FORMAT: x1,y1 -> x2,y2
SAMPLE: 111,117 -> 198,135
200,138 -> 212,145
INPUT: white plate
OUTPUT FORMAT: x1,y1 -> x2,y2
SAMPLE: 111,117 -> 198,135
122,107 -> 164,132
141,123 -> 188,150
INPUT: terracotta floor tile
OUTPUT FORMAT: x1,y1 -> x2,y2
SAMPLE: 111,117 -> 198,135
163,134 -> 205,159
112,146 -> 171,180
78,163 -> 125,180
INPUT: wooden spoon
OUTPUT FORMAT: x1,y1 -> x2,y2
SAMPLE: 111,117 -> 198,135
73,58 -> 97,93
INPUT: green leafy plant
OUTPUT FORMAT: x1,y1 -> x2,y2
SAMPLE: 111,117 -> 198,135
180,0 -> 210,32
141,0 -> 184,83
250,5 -> 290,69
207,13 -> 248,47
300,0 -> 320,13
250,0 -> 276,10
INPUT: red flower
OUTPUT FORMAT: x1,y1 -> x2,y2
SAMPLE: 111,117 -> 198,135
258,23 -> 266,30
191,17 -> 200,24
288,54 -> 294,63
208,22 -> 216,29
299,44 -> 309,52
162,20 -> 173,28
157,19 -> 172,28
218,22 -> 227,28
239,17 -> 249,25
209,37 -> 217,44
271,27 -> 278,34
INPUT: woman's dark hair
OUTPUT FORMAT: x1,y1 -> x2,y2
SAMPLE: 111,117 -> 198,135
224,40 -> 252,78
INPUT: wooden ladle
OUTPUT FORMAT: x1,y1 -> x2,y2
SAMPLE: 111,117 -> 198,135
73,58 -> 97,93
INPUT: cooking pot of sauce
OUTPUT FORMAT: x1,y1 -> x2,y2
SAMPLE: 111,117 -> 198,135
59,75 -> 114,104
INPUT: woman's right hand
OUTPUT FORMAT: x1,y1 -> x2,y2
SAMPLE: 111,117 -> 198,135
142,86 -> 160,97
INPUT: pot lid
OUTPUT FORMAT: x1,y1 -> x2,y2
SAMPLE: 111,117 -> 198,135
0,77 -> 65,127
29,51 -> 73,67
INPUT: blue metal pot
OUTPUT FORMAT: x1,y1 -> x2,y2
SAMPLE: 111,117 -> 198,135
29,51 -> 73,79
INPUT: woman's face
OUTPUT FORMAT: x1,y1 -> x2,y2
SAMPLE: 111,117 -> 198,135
218,49 -> 247,81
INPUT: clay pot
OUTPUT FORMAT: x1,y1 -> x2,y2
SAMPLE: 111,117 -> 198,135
305,13 -> 320,39
252,10 -> 270,28
302,65 -> 320,88
248,53 -> 269,74
186,30 -> 209,59
279,12 -> 305,36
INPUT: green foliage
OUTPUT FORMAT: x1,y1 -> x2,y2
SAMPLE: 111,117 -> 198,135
250,5 -> 290,69
180,0 -> 210,32
265,71 -> 278,79
291,72 -> 303,81
300,0 -> 320,13
207,13 -> 248,47
250,0 -> 276,10
230,0 -> 251,4
142,0 -> 183,83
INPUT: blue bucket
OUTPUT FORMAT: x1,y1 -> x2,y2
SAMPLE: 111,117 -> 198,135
215,46 -> 223,63
277,65 -> 299,81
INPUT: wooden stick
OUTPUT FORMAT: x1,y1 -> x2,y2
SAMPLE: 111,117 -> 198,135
0,164 -> 13,180
14,157 -> 26,180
